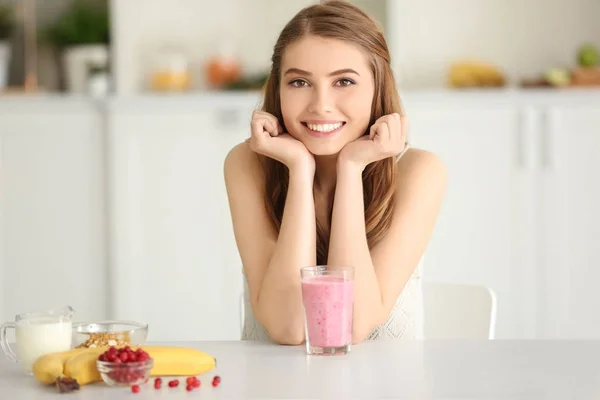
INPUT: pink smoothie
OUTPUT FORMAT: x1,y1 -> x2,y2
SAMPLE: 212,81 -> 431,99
301,275 -> 354,348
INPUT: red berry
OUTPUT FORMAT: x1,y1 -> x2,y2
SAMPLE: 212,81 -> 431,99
186,384 -> 194,391
213,375 -> 221,385
154,377 -> 162,384
186,377 -> 196,385
192,380 -> 200,388
154,381 -> 161,389
168,379 -> 179,388
131,385 -> 140,393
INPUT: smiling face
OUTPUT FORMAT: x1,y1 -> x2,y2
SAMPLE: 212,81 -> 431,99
279,35 -> 375,156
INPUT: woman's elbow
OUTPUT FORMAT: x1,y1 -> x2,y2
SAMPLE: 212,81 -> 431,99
269,326 -> 305,346
352,312 -> 385,344
351,328 -> 371,345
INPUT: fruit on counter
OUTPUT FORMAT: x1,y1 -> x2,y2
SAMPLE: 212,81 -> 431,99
144,346 -> 216,376
448,61 -> 505,88
544,68 -> 571,87
577,43 -> 599,67
63,348 -> 105,385
32,347 -> 98,384
33,345 -> 217,387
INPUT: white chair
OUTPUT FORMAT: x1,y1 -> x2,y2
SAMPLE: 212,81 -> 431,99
422,282 -> 497,339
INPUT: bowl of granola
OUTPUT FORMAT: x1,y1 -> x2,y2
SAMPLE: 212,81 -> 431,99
72,320 -> 148,349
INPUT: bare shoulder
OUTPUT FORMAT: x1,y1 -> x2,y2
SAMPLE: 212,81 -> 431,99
395,147 -> 447,196
224,141 -> 263,186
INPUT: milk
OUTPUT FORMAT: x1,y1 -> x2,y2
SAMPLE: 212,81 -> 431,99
15,318 -> 73,374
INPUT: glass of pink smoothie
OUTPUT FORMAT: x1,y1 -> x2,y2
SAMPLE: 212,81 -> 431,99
300,266 -> 355,355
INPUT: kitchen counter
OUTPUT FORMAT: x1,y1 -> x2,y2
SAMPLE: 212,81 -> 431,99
2,340 -> 600,399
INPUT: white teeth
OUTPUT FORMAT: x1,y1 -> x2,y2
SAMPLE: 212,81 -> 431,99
306,122 -> 343,132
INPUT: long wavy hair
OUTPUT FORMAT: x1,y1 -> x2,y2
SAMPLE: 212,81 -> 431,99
258,0 -> 403,265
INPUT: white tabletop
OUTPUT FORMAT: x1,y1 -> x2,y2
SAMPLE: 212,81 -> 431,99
2,339 -> 600,399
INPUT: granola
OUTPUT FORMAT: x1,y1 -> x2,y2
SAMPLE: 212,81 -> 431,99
75,332 -> 131,348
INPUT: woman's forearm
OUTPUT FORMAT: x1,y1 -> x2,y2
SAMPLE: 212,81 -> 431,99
327,161 -> 384,342
256,167 -> 316,344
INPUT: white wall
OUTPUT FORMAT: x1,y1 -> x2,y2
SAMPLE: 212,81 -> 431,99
110,0 -> 600,94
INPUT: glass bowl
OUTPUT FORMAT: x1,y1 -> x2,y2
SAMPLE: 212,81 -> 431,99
97,359 -> 153,387
72,320 -> 148,349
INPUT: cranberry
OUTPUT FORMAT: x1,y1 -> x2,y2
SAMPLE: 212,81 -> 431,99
168,380 -> 179,388
154,378 -> 162,385
186,377 -> 196,385
186,384 -> 194,391
131,385 -> 140,393
212,375 -> 221,387
192,379 -> 200,388
154,380 -> 161,389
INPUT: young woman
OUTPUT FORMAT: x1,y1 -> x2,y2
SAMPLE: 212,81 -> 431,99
224,1 -> 446,345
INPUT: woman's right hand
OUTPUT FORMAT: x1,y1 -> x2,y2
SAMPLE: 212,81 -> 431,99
248,110 -> 314,172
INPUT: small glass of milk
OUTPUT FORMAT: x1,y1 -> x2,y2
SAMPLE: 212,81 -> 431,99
1,306 -> 75,374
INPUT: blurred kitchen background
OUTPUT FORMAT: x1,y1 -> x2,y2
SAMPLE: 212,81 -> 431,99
0,0 -> 599,342
0,0 -> 599,93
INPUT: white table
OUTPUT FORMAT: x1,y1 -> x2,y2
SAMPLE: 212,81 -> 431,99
2,340 -> 600,399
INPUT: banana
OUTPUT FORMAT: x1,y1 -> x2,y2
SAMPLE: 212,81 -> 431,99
144,346 -> 217,376
32,347 -> 102,384
63,348 -> 105,385
55,346 -> 216,386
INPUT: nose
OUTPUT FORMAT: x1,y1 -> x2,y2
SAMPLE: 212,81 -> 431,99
307,86 -> 332,114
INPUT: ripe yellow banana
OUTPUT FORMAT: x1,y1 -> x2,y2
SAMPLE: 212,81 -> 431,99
32,347 -> 102,384
39,345 -> 217,387
143,346 -> 217,376
63,348 -> 105,385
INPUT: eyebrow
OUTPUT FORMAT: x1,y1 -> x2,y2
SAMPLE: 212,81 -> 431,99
283,68 -> 360,77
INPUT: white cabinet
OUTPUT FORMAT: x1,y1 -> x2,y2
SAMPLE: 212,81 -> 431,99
538,107 -> 600,339
0,100 -> 108,324
409,106 -> 536,339
409,99 -> 600,340
106,100 -> 252,341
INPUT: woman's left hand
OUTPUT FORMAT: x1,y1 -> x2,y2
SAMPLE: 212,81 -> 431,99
339,113 -> 407,170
